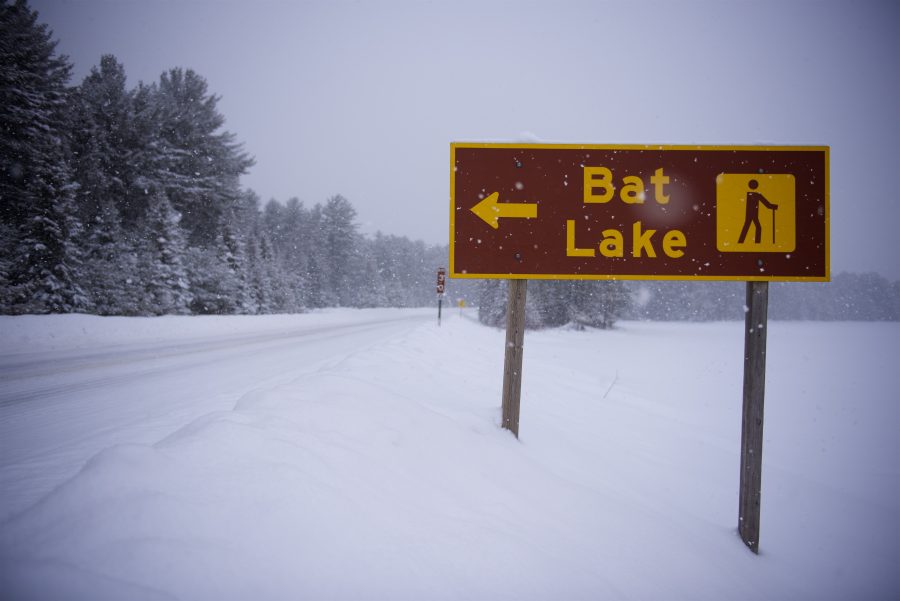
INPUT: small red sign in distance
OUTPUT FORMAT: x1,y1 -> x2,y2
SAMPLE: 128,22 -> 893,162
436,267 -> 446,294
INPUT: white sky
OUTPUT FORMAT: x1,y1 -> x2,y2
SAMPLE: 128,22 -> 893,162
31,0 -> 900,279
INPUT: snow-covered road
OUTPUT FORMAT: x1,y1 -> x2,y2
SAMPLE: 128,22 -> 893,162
0,309 -> 431,521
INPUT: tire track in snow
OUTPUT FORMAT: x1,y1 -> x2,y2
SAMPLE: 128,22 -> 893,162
0,315 -> 422,408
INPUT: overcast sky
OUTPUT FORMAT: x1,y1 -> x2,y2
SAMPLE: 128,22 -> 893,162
31,0 -> 900,279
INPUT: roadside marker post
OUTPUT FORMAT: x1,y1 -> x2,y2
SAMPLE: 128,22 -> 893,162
449,143 -> 829,554
436,267 -> 446,326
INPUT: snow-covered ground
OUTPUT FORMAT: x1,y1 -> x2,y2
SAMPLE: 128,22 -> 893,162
0,310 -> 897,600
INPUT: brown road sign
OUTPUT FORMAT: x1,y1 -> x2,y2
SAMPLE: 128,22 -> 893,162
450,143 -> 829,281
436,267 -> 446,294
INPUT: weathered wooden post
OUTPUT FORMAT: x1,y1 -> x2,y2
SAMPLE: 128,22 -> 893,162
501,279 -> 527,438
739,280 -> 769,553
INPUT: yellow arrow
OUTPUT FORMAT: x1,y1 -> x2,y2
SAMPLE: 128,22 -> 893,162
470,192 -> 538,230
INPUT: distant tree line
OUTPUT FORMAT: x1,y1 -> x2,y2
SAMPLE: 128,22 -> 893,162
476,273 -> 900,329
622,274 -> 900,322
477,280 -> 630,329
0,0 -> 446,315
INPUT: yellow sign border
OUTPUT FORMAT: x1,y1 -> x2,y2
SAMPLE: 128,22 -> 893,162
449,143 -> 830,283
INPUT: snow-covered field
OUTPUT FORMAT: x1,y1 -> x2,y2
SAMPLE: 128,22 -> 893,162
0,309 -> 897,600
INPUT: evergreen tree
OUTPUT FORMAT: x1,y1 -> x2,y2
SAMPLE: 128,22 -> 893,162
212,210 -> 252,313
531,281 -> 566,327
261,198 -> 286,256
80,197 -> 140,314
478,279 -> 628,330
184,246 -> 225,314
200,223 -> 248,314
67,55 -> 143,314
68,54 -> 131,229
320,195 -> 361,306
584,280 -> 629,329
6,183 -> 87,313
140,190 -> 192,314
277,197 -> 311,307
303,203 -> 329,308
246,225 -> 276,314
229,189 -> 268,313
350,238 -> 386,308
120,81 -> 161,227
478,279 -> 508,327
372,232 -> 413,307
1,0 -> 86,313
152,68 -> 253,246
1,0 -> 69,225
369,234 -> 452,308
0,221 -> 16,307
259,198 -> 304,312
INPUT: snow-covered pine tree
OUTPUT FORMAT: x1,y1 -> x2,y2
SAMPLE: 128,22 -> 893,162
261,199 -> 286,256
259,199 -> 301,312
208,196 -> 255,314
1,0 -> 66,226
370,234 -> 441,307
350,238 -> 386,308
212,222 -> 248,313
121,82 -> 163,228
67,55 -> 145,314
478,279 -> 628,330
0,0 -> 87,313
185,193 -> 260,315
6,179 -> 87,313
0,221 -> 16,308
68,55 -> 131,232
477,279 -> 508,327
260,235 -> 299,314
268,197 -> 311,310
117,67 -> 256,315
531,281 -> 566,327
320,195 -> 361,307
152,68 -> 253,246
227,189 -> 271,314
245,226 -> 271,313
139,189 -> 192,315
584,280 -> 629,329
371,232 -> 408,307
79,197 -> 142,314
184,246 -> 224,314
303,202 -> 329,308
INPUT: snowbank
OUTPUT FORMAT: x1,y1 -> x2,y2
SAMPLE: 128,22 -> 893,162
1,312 -> 897,599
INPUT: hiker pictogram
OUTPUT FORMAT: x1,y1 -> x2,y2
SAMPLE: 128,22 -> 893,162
738,179 -> 779,244
716,173 -> 796,253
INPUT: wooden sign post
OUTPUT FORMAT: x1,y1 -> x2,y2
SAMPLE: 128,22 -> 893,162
501,280 -> 527,437
739,281 -> 769,553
